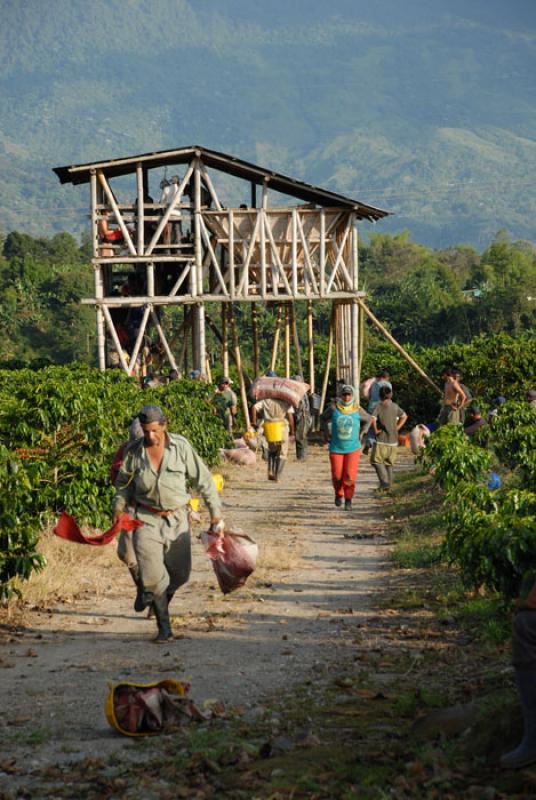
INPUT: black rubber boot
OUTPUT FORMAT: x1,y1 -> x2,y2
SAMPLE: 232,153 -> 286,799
129,566 -> 148,613
152,594 -> 173,643
373,464 -> 390,490
501,670 -> 536,768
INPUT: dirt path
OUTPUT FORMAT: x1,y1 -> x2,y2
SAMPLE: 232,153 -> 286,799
0,444 -> 407,790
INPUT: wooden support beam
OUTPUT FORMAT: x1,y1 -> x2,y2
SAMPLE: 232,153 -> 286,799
270,305 -> 283,372
284,305 -> 291,378
358,300 -> 443,395
291,303 -> 304,378
128,305 -> 151,376
136,163 -> 145,256
150,308 -> 179,373
307,301 -> 315,393
320,306 -> 335,414
222,304 -> 229,377
102,306 -> 130,373
97,171 -> 137,256
230,306 -> 251,430
252,303 -> 260,378
145,164 -> 194,257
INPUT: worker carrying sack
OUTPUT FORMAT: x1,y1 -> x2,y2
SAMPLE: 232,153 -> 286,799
250,376 -> 309,408
200,528 -> 258,594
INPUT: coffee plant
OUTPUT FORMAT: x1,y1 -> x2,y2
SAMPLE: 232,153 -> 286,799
0,365 -> 231,599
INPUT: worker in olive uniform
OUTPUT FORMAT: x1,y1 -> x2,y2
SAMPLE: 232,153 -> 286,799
112,405 -> 223,643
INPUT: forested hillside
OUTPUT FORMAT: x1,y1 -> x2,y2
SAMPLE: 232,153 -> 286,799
1,0 -> 535,248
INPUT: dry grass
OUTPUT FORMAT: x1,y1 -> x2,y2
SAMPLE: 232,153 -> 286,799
13,526 -> 123,608
255,539 -> 304,581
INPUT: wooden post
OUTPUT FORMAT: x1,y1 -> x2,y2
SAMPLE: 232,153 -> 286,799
358,300 -> 443,395
97,171 -> 136,256
150,308 -> 178,373
307,300 -> 315,393
91,171 -> 106,371
222,304 -> 229,377
291,303 -> 304,378
230,305 -> 251,430
320,306 -> 335,413
136,163 -> 145,256
251,302 -> 260,378
193,157 -> 206,371
284,305 -> 291,378
351,299 -> 359,395
102,306 -> 129,373
270,305 -> 283,372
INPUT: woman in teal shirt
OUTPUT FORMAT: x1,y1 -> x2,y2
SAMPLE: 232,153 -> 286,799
323,385 -> 364,511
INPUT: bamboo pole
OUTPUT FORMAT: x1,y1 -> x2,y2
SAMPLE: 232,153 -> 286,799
251,303 -> 260,378
320,307 -> 335,413
270,306 -> 283,372
136,163 -> 145,256
307,301 -> 315,393
150,308 -> 179,373
358,300 -> 443,395
222,304 -> 229,377
291,303 -> 304,378
284,305 -> 291,378
97,171 -> 137,256
230,306 -> 251,430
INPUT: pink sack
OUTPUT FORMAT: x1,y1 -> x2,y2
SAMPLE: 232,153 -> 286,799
201,530 -> 258,594
222,447 -> 256,465
250,377 -> 309,408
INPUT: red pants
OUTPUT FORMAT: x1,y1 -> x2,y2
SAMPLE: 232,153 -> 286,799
329,450 -> 361,500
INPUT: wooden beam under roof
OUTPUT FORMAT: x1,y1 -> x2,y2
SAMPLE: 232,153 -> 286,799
53,144 -> 389,221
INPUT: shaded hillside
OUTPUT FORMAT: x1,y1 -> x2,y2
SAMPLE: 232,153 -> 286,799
1,0 -> 535,247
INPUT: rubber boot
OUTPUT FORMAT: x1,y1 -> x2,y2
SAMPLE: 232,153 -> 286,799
501,670 -> 536,769
276,459 -> 286,480
152,594 -> 173,643
267,452 -> 276,481
129,566 -> 148,613
386,466 -> 394,489
373,464 -> 390,490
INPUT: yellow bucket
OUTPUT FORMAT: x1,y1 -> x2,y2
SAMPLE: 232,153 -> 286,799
212,473 -> 224,493
264,420 -> 284,443
190,498 -> 200,512
105,678 -> 189,737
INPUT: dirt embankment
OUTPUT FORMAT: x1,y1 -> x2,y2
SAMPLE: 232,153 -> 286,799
0,443 -> 406,795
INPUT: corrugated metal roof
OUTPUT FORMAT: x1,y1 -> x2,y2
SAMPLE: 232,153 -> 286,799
53,144 -> 389,221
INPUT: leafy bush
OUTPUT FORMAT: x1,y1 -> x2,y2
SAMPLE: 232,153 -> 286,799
442,484 -> 536,599
0,365 -> 230,599
419,425 -> 492,492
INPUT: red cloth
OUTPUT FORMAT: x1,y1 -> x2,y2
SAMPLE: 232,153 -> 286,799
53,511 -> 143,546
329,450 -> 361,500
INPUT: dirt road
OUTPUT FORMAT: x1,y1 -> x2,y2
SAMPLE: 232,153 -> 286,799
0,443 -> 407,792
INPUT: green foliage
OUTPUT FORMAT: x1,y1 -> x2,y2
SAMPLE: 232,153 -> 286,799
361,331 -> 536,424
442,484 -> 536,599
418,403 -> 536,600
420,426 -> 492,491
489,401 -> 536,486
0,365 -> 229,599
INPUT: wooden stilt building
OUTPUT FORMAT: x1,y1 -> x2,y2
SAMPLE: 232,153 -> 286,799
54,145 -> 390,404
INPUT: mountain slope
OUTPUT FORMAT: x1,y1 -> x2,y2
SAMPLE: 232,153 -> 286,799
1,0 -> 535,247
